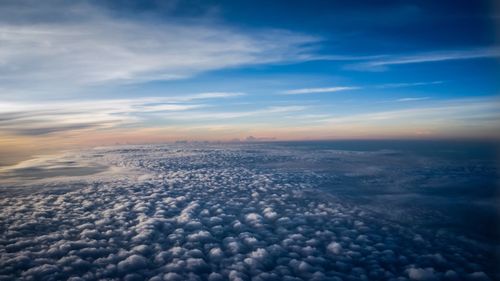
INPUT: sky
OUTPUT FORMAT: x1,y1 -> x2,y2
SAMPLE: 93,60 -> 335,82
0,0 -> 499,163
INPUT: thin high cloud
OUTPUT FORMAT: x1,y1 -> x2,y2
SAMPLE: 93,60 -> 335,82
349,47 -> 500,70
283,81 -> 442,96
396,97 -> 430,102
159,106 -> 308,121
376,81 -> 444,89
184,92 -> 246,100
0,93 -> 244,135
0,2 -> 319,93
282,87 -> 360,95
0,94 -> 306,136
318,98 -> 500,125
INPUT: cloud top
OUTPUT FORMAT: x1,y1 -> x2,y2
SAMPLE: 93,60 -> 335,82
0,144 -> 495,280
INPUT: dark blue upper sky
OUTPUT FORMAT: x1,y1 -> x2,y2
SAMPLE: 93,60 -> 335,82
97,0 -> 496,48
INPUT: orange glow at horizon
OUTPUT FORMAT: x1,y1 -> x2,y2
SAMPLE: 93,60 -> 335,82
2,121 -> 500,167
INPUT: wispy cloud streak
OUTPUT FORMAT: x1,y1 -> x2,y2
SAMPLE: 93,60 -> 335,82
350,47 -> 500,70
282,86 -> 360,95
0,93 -> 245,135
159,106 -> 308,121
318,98 -> 500,125
396,97 -> 430,102
375,81 -> 444,89
0,3 -> 320,94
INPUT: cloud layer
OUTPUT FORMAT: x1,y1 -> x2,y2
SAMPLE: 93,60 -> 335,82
0,144 -> 496,280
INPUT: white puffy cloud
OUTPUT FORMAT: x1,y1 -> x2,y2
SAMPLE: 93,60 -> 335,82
327,242 -> 343,255
0,144 -> 494,280
407,267 -> 437,281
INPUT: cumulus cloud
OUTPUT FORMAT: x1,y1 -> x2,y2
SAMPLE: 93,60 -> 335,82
0,144 -> 495,280
326,242 -> 343,255
407,267 -> 437,281
117,254 -> 148,273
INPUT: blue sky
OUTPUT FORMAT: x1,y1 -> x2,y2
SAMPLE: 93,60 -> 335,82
0,0 -> 499,148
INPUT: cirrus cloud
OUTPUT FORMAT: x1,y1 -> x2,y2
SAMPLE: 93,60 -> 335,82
282,86 -> 360,95
0,1 -> 320,93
